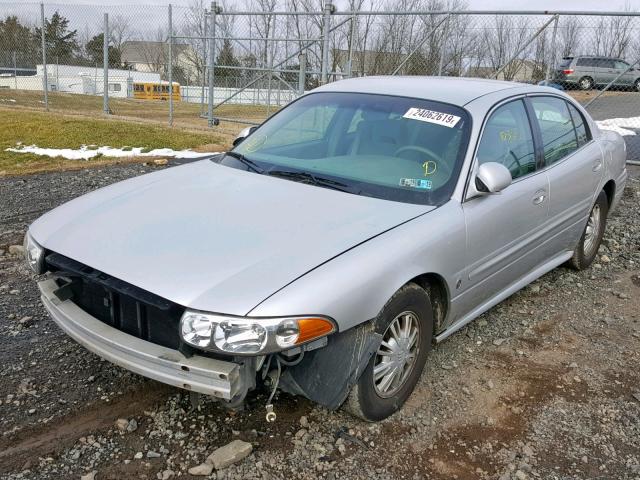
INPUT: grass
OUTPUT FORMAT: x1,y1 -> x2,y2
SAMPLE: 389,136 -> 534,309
0,108 -> 230,176
0,89 -> 272,133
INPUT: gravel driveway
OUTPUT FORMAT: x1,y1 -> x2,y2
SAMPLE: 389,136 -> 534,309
1,162 -> 639,480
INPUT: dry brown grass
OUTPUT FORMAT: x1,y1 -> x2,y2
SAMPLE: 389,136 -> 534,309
0,89 -> 269,136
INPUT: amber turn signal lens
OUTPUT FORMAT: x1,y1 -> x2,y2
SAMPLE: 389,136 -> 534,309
295,317 -> 335,344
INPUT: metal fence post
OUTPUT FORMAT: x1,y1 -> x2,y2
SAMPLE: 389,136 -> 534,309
103,13 -> 109,115
545,14 -> 560,82
13,52 -> 17,90
321,2 -> 334,84
201,10 -> 208,116
208,1 -> 219,127
438,15 -> 449,76
347,13 -> 356,77
168,4 -> 173,126
40,2 -> 48,111
298,52 -> 306,95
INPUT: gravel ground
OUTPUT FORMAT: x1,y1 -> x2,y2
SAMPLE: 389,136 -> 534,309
1,162 -> 639,480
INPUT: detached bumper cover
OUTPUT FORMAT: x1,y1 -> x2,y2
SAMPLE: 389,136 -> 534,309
39,278 -> 243,400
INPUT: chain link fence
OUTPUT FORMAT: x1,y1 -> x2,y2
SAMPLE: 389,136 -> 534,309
1,3 -> 639,159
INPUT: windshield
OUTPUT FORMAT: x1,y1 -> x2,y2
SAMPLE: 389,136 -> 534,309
226,92 -> 471,205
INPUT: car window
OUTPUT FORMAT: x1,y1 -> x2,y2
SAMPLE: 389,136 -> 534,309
614,60 -> 629,70
530,96 -> 578,165
566,102 -> 591,147
576,58 -> 594,67
260,103 -> 338,149
559,57 -> 573,68
477,99 -> 536,180
595,58 -> 615,69
231,92 -> 472,206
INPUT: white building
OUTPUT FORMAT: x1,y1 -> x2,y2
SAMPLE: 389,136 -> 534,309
0,65 -> 161,98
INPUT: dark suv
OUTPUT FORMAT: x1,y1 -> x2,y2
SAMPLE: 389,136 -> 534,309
553,56 -> 640,91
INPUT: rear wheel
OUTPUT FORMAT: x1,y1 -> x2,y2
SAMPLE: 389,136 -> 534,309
570,191 -> 608,270
579,76 -> 594,90
635,79 -> 640,92
344,283 -> 433,421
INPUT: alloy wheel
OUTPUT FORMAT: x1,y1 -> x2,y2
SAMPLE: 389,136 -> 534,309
583,204 -> 601,258
373,311 -> 420,398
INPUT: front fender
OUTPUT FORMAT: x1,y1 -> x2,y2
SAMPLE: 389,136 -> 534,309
248,200 -> 466,333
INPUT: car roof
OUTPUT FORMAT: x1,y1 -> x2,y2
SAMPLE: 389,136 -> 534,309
313,76 -> 529,106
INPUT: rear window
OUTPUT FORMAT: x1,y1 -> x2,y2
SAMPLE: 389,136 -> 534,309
559,58 -> 573,68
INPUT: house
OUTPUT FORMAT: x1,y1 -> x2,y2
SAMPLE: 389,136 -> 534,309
121,41 -> 200,81
332,49 -> 409,77
467,59 -> 545,83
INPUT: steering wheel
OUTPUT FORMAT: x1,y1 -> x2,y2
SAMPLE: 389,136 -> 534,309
393,145 -> 452,178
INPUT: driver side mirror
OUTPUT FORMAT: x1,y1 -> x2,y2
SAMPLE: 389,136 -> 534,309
232,126 -> 258,147
475,162 -> 512,194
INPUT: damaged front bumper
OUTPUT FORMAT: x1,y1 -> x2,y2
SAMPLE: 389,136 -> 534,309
38,277 -> 248,400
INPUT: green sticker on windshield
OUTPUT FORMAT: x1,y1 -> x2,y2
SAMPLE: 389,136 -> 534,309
399,178 -> 432,190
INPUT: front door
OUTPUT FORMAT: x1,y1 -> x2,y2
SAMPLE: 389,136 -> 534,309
460,98 -> 550,310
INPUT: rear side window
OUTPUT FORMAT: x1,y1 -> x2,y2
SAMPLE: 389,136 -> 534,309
566,102 -> 591,147
595,58 -> 615,69
576,58 -> 595,67
477,99 -> 536,180
530,96 -> 578,165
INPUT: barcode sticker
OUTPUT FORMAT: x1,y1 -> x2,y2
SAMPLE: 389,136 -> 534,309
403,108 -> 461,128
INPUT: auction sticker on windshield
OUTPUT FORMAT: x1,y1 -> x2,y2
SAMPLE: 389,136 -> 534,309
403,108 -> 461,128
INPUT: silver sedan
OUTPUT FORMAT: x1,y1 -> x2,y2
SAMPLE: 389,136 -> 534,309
25,77 -> 627,421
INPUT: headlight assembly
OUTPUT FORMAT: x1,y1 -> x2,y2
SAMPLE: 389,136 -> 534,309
180,311 -> 335,355
23,231 -> 45,274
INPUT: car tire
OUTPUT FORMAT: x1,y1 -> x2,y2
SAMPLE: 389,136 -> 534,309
579,76 -> 594,91
344,283 -> 433,421
635,79 -> 640,92
570,190 -> 608,270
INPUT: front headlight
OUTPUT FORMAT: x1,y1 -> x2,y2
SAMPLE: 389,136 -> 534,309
23,231 -> 45,274
180,311 -> 335,355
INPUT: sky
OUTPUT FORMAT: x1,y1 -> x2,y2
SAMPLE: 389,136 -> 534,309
0,0 -> 637,10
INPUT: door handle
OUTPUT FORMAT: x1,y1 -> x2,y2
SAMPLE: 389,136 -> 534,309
532,194 -> 546,205
592,161 -> 603,172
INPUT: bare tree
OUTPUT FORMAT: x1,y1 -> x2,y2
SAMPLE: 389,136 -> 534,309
559,16 -> 579,58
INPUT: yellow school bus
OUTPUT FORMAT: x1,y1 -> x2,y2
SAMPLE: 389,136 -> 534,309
132,82 -> 181,101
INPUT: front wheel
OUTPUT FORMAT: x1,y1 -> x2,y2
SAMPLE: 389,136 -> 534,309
344,283 -> 433,421
570,191 -> 608,270
635,79 -> 640,92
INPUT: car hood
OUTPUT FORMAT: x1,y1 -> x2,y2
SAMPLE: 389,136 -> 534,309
31,160 -> 431,315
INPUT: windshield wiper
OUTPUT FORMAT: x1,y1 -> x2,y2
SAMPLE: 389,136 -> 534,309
267,169 -> 355,193
224,151 -> 264,173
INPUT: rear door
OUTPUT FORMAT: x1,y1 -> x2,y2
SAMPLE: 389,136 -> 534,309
460,98 -> 550,309
574,57 -> 595,85
595,58 -> 617,85
527,95 -> 603,256
613,60 -> 634,88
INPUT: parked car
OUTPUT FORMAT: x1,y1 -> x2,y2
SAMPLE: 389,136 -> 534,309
25,77 -> 627,421
553,55 -> 640,91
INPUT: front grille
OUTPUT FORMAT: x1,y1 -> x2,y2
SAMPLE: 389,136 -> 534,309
45,252 -> 185,350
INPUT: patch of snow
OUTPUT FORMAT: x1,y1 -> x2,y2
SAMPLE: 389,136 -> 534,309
5,144 -> 220,160
596,117 -> 639,137
0,98 -> 16,103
